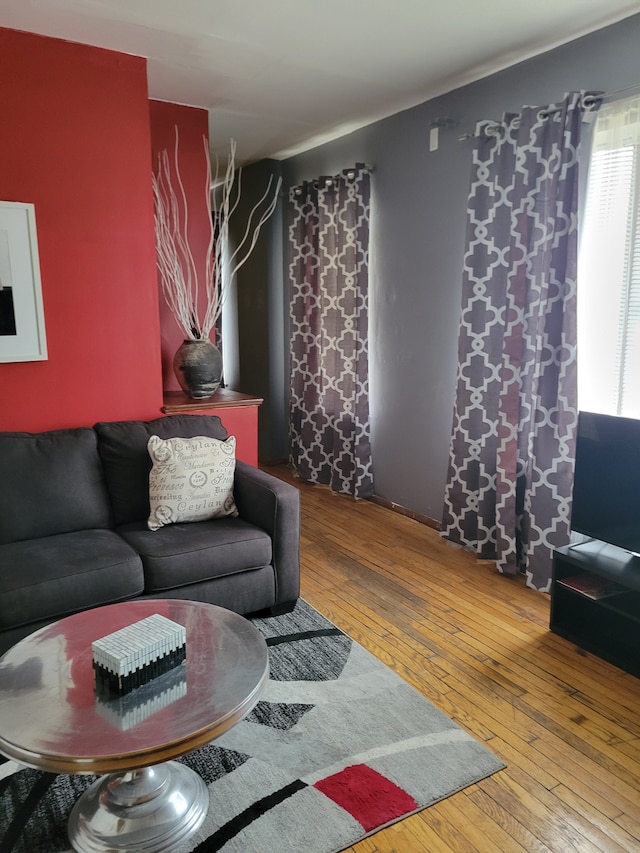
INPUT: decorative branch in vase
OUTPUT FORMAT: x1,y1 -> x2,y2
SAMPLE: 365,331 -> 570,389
152,129 -> 281,399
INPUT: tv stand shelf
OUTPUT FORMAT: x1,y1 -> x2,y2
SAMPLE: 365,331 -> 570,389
551,541 -> 640,678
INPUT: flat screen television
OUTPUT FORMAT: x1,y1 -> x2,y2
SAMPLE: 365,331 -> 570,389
571,411 -> 640,555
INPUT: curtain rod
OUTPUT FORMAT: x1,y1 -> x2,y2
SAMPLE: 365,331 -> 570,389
456,87 -> 640,141
592,82 -> 640,102
292,164 -> 373,194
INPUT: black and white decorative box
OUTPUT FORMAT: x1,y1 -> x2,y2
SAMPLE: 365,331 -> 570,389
92,614 -> 186,698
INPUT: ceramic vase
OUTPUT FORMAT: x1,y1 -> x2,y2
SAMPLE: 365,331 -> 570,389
173,339 -> 222,399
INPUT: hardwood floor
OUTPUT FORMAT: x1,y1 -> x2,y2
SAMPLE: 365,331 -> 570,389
269,464 -> 640,853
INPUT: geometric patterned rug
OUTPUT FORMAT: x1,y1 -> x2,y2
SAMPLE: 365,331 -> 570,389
0,599 -> 505,852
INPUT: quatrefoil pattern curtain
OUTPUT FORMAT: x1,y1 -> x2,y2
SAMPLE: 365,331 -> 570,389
288,166 -> 373,498
441,92 -> 595,591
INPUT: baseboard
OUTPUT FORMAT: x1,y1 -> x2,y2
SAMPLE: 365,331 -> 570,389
259,457 -> 289,468
369,494 -> 441,531
261,462 -> 442,532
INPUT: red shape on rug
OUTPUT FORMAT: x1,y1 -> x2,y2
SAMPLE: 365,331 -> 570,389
313,764 -> 418,832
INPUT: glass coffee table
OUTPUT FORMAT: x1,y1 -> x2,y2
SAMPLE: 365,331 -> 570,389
0,600 -> 269,852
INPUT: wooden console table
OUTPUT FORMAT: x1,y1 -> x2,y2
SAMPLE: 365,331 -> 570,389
162,389 -> 263,467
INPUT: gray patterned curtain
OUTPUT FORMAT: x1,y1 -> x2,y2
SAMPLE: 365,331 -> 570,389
288,165 -> 373,498
441,92 -> 596,591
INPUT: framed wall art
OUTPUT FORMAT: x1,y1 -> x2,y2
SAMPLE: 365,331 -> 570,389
0,201 -> 47,362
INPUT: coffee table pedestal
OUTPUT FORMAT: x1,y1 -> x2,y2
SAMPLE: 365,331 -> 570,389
68,762 -> 208,852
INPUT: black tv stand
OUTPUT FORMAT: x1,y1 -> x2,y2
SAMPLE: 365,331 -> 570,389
550,540 -> 640,678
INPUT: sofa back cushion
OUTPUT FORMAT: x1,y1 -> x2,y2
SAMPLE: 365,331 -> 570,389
94,414 -> 229,526
0,428 -> 113,545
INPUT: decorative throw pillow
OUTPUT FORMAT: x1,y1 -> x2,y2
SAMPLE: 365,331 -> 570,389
147,434 -> 238,531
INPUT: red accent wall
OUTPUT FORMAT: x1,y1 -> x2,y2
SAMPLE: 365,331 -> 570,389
0,28 -> 162,431
149,101 -> 212,392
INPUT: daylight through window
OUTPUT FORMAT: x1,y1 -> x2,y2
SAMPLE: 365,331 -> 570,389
578,93 -> 640,418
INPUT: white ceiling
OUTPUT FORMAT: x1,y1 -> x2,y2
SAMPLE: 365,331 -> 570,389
3,0 -> 640,164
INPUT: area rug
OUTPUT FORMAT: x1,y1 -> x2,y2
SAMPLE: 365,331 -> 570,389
0,599 -> 504,852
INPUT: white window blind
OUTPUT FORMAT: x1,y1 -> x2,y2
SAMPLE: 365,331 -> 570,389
578,95 -> 640,418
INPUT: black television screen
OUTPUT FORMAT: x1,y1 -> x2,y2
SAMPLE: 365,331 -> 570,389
571,411 -> 640,555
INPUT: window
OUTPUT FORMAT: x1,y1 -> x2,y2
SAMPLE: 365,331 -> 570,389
578,94 -> 640,418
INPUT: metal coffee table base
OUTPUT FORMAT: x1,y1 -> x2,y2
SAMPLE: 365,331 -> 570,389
68,762 -> 208,852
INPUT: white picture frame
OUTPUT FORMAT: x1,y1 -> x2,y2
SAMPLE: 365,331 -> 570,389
0,201 -> 47,362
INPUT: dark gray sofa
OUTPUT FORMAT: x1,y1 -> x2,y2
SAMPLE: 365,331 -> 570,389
0,413 -> 300,656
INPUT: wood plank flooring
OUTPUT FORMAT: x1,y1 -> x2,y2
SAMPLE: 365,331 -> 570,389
269,464 -> 640,853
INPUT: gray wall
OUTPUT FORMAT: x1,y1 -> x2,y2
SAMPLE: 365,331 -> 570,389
240,14 -> 640,518
227,159 -> 288,463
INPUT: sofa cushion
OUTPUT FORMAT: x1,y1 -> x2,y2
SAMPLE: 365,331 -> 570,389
0,530 -> 144,631
117,517 -> 272,592
0,428 -> 112,545
95,414 -> 229,526
147,434 -> 238,530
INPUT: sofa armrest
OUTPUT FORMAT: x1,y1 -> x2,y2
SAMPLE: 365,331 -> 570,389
233,461 -> 300,606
